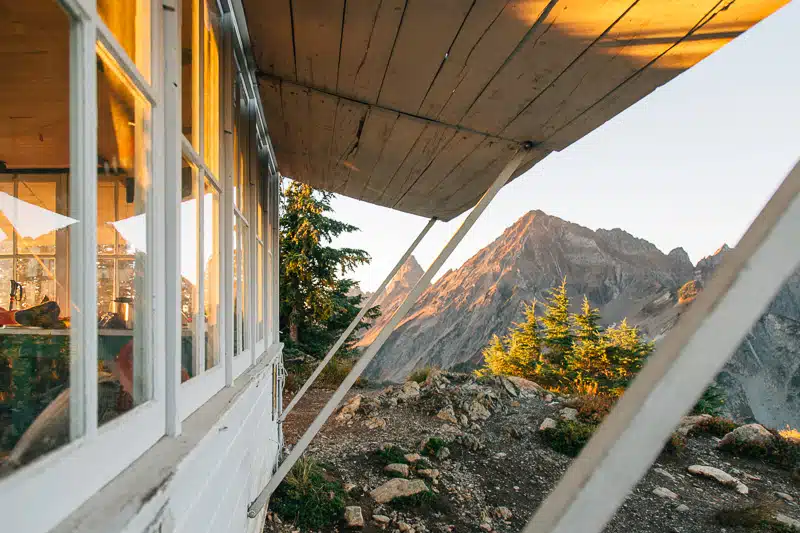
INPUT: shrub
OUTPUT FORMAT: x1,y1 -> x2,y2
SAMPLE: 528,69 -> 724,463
662,432 -> 688,457
689,416 -> 738,438
316,357 -> 354,388
376,445 -> 409,465
389,490 -> 437,509
570,394 -> 615,425
692,383 -> 726,416
779,426 -> 800,443
409,366 -> 435,384
421,437 -> 448,458
715,504 -> 794,532
719,428 -> 800,472
540,420 -> 596,457
678,280 -> 701,304
271,457 -> 345,530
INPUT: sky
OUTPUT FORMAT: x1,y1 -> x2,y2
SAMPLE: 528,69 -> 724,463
330,1 -> 800,293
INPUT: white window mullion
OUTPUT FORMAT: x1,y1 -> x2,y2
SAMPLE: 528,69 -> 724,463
195,172 -> 206,374
164,0 -> 182,436
69,8 -> 98,440
222,13 -> 234,386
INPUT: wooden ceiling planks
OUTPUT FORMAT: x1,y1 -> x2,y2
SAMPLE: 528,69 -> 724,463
458,0 -> 637,136
501,0 -> 726,143
336,0 -> 405,103
378,123 -> 457,207
242,0 -> 295,81
291,0 -> 344,93
376,0 -> 475,114
419,0 -> 549,125
393,130 -> 487,214
544,0 -> 792,153
358,114 -> 427,205
243,0 -> 787,220
340,107 -> 399,198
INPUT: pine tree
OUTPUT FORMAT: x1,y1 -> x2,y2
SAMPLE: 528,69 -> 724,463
507,301 -> 541,378
602,319 -> 653,393
279,181 -> 373,357
540,277 -> 573,366
574,296 -> 601,344
568,296 -> 608,391
481,334 -> 514,377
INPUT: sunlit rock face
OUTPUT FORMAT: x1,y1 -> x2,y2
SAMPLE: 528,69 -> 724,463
362,211 -> 799,429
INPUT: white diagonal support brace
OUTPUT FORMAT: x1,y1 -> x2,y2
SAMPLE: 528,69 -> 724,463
280,217 -> 437,421
523,157 -> 800,533
247,147 -> 528,518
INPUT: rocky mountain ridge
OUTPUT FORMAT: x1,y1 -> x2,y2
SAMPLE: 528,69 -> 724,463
358,210 -> 799,429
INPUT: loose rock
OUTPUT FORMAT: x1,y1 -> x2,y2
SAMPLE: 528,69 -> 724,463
494,506 -> 513,520
384,463 -> 410,477
373,515 -> 391,525
676,504 -> 690,513
539,418 -> 557,431
718,423 -> 774,449
653,487 -> 679,500
370,478 -> 428,503
436,405 -> 459,425
675,414 -> 711,436
336,395 -> 363,423
776,492 -> 795,503
776,514 -> 800,530
559,407 -> 578,422
397,381 -> 421,402
687,465 -> 748,494
418,468 -> 440,479
468,400 -> 491,421
344,506 -> 364,528
404,453 -> 422,463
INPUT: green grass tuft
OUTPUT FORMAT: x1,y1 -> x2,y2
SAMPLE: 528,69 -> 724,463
715,504 -> 795,532
689,416 -> 739,438
421,437 -> 448,458
409,366 -> 436,384
389,490 -> 437,509
270,457 -> 345,531
376,445 -> 409,465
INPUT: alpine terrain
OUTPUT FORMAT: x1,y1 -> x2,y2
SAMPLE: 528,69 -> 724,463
359,210 -> 800,429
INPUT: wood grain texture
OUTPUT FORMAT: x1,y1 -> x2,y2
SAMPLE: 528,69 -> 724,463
280,83 -> 312,181
291,0 -> 344,92
377,0 -> 475,114
501,0 -> 724,142
359,114 -> 427,204
341,107 -> 399,198
420,0 -> 548,124
337,0 -> 406,103
326,97 -> 370,194
242,0 -> 295,80
459,0 -> 636,135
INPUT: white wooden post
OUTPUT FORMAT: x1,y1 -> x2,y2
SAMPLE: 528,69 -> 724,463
280,217 -> 437,420
248,147 -> 529,518
524,157 -> 800,533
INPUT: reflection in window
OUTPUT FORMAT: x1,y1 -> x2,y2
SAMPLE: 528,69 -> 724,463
97,50 -> 152,424
181,0 -> 197,144
180,159 -> 198,378
97,0 -> 151,82
204,179 -> 221,369
0,0 -> 72,476
203,0 -> 221,176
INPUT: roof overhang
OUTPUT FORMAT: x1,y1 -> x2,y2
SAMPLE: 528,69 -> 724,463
242,0 -> 788,221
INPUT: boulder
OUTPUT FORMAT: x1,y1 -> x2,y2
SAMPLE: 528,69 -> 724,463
500,377 -> 519,397
384,463 -> 410,477
539,418 -> 557,431
718,423 -> 774,449
397,381 -> 421,402
652,487 -> 679,500
344,506 -> 364,528
687,465 -> 748,494
373,514 -> 391,525
559,407 -> 578,422
675,414 -> 711,436
370,478 -> 428,503
436,405 -> 459,425
468,401 -> 491,421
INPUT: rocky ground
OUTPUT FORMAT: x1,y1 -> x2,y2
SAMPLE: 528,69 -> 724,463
265,371 -> 799,533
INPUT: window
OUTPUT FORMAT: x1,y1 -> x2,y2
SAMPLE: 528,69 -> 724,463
96,48 -> 153,421
0,0 -> 73,476
97,0 -> 152,82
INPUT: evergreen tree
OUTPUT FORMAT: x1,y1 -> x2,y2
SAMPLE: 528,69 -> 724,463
481,334 -> 513,377
507,301 -> 541,378
602,319 -> 653,393
540,277 -> 573,366
568,296 -> 608,391
574,296 -> 601,344
279,181 -> 374,357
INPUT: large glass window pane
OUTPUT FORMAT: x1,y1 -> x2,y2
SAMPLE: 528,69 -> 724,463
257,241 -> 264,341
97,52 -> 152,424
240,221 -> 249,352
204,179 -> 221,369
203,0 -> 221,176
97,0 -> 152,82
180,159 -> 198,378
0,0 -> 72,475
233,215 -> 241,356
181,0 -> 197,145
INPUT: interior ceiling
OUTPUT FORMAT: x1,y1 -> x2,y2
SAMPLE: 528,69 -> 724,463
244,0 -> 788,221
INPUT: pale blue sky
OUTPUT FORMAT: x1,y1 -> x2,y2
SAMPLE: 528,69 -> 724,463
331,1 -> 800,293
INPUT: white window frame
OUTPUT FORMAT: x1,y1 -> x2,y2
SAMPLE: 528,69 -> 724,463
0,1 -> 167,532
